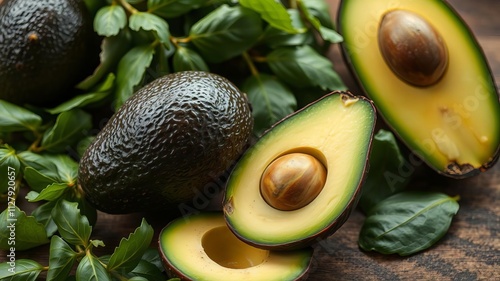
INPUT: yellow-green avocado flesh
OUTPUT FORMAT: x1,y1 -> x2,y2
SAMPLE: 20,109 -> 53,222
338,0 -> 500,178
158,212 -> 312,281
223,92 -> 376,250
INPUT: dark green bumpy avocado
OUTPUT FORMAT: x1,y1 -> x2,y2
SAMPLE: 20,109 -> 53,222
0,0 -> 98,106
78,71 -> 254,214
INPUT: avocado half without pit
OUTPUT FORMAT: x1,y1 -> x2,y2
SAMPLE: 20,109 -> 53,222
338,0 -> 500,178
223,91 -> 376,250
159,212 -> 313,281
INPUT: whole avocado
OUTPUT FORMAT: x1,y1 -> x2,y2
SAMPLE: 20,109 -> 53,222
78,71 -> 254,214
0,0 -> 98,106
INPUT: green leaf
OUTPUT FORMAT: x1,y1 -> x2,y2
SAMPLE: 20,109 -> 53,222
107,218 -> 154,272
0,259 -> 44,280
94,5 -> 127,37
76,136 -> 95,158
48,154 -> 79,184
359,191 -> 460,256
76,254 -> 111,281
77,32 -> 132,90
297,1 -> 343,43
26,183 -> 69,202
242,74 -> 296,136
190,5 -> 262,63
48,74 -> 115,114
148,0 -> 204,18
301,0 -> 335,29
129,12 -> 170,44
0,100 -> 42,133
47,236 -> 78,281
0,145 -> 21,194
239,0 -> 303,34
40,110 -> 92,153
0,206 -> 50,251
140,248 -> 164,271
23,166 -> 59,192
359,129 -> 410,213
115,44 -> 156,109
31,200 -> 59,237
17,151 -> 59,177
51,200 -> 91,246
267,45 -> 346,90
173,46 -> 209,72
130,260 -> 165,281
262,9 -> 313,48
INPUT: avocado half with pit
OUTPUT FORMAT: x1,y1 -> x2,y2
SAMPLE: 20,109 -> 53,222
158,212 -> 313,281
338,0 -> 500,178
223,91 -> 376,250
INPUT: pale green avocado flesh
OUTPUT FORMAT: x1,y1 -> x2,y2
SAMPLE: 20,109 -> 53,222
223,92 -> 376,250
338,0 -> 500,178
158,212 -> 312,281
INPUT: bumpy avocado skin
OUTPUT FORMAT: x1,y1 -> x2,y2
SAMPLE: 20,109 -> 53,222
78,71 -> 253,214
0,0 -> 98,106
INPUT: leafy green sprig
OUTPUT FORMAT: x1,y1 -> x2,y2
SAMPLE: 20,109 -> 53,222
0,200 -> 168,281
85,0 -> 346,135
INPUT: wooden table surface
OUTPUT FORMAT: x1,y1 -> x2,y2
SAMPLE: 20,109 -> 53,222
4,0 -> 500,280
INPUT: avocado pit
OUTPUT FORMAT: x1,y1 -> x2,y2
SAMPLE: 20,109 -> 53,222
260,153 -> 327,211
378,9 -> 448,87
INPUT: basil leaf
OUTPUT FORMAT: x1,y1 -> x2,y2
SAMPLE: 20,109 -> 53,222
301,0 -> 335,29
77,32 -> 132,90
130,12 -> 170,45
190,5 -> 262,63
239,0 -> 303,34
0,100 -> 42,133
140,248 -> 164,271
40,109 -> 92,153
107,218 -> 154,272
148,0 -> 204,18
130,260 -> 165,281
26,183 -> 68,202
173,46 -> 209,72
262,9 -> 313,49
242,74 -> 296,136
48,154 -> 79,184
359,129 -> 410,213
115,44 -> 156,109
17,151 -> 59,177
297,1 -> 343,43
0,259 -> 43,280
0,206 -> 50,251
48,74 -> 115,114
359,191 -> 460,256
31,200 -> 59,237
76,254 -> 111,281
51,200 -> 91,246
23,166 -> 59,193
47,235 -> 78,281
267,45 -> 346,90
0,145 -> 21,194
94,5 -> 127,37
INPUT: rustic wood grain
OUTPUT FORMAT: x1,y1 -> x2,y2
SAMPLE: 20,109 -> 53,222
1,0 -> 499,280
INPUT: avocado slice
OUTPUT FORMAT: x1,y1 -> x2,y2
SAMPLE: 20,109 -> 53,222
223,92 -> 376,250
338,0 -> 500,178
158,212 -> 313,281
78,71 -> 253,214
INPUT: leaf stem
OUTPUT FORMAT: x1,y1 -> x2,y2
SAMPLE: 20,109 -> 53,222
243,51 -> 259,77
116,0 -> 139,14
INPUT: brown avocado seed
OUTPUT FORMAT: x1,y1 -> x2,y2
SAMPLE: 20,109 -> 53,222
260,153 -> 327,211
378,9 -> 449,87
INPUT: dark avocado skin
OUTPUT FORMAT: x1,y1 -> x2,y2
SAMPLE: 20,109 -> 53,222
78,71 -> 254,214
0,0 -> 98,106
